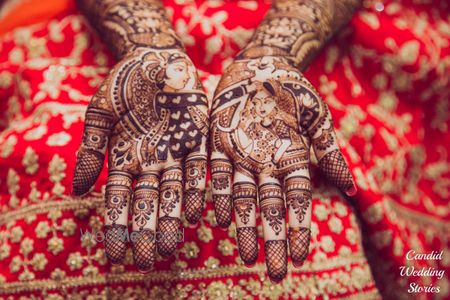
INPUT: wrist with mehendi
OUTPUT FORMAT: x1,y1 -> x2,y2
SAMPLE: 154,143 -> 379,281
77,0 -> 184,59
238,0 -> 361,70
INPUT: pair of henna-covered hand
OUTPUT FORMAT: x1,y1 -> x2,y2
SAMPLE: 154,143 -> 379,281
72,0 -> 360,282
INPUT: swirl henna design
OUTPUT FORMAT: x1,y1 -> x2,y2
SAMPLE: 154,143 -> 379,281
238,0 -> 361,70
260,184 -> 285,236
77,0 -> 183,58
184,153 -> 208,223
73,42 -> 208,270
211,55 -> 356,282
285,176 -> 311,223
233,182 -> 257,225
75,0 -> 209,271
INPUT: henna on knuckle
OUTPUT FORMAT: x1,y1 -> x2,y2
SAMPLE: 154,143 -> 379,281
285,176 -> 311,223
211,159 -> 233,190
259,183 -> 285,236
232,182 -> 257,226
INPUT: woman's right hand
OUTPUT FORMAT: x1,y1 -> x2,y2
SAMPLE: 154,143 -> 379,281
72,47 -> 209,272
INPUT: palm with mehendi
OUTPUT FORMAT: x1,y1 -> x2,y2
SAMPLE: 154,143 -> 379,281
72,0 -> 208,272
211,0 -> 360,282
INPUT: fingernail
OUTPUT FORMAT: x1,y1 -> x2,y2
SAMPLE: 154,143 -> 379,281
244,262 -> 256,268
292,261 -> 304,268
137,268 -> 152,274
187,222 -> 198,229
269,278 -> 282,284
345,185 -> 357,197
218,226 -> 228,231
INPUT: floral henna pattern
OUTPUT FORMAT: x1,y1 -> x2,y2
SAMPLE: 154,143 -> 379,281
77,0 -> 183,58
133,186 -> 157,230
259,183 -> 285,236
211,158 -> 233,190
233,182 -> 257,225
159,166 -> 183,216
211,54 -> 356,281
238,0 -> 361,70
285,176 -> 311,223
74,0 -> 209,271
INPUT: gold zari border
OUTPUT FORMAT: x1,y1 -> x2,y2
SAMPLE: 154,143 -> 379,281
0,260 -> 369,295
0,194 -> 371,295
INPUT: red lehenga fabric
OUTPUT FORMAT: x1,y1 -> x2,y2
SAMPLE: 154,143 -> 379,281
0,0 -> 448,299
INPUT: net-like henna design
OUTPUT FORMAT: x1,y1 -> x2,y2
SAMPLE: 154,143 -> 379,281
213,194 -> 232,227
318,149 -> 354,192
264,240 -> 288,283
73,150 -> 104,195
288,227 -> 311,266
104,224 -> 128,265
184,189 -> 205,224
236,227 -> 258,265
132,229 -> 156,272
157,216 -> 180,257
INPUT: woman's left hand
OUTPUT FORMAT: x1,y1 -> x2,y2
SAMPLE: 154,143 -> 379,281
210,56 -> 356,282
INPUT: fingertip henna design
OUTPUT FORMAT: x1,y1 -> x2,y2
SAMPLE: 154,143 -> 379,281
184,189 -> 205,224
213,194 -> 232,228
157,216 -> 181,257
132,229 -> 156,273
264,240 -> 288,283
318,149 -> 355,194
104,224 -> 128,265
236,227 -> 258,266
73,150 -> 105,196
288,227 -> 311,267
73,107 -> 114,196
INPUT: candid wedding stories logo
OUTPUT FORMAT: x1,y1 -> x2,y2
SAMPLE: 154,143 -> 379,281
79,227 -> 184,244
400,250 -> 446,294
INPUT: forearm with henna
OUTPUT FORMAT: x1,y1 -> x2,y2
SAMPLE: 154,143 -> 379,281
77,0 -> 183,58
74,0 -> 209,272
238,0 -> 361,71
